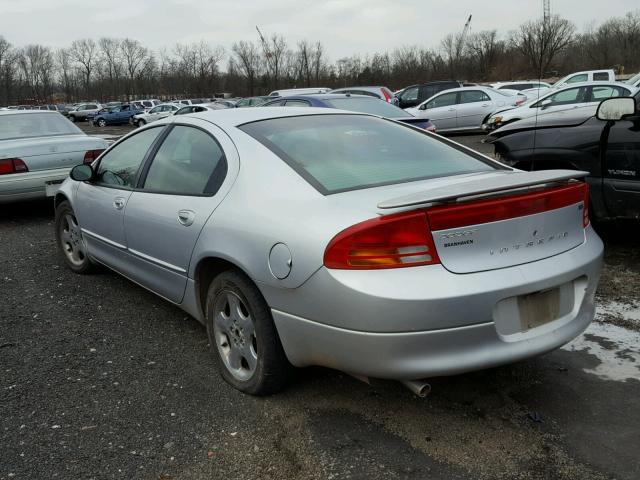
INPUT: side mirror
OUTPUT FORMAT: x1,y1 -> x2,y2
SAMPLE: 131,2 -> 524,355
596,97 -> 636,121
419,103 -> 427,110
540,99 -> 552,109
70,164 -> 94,182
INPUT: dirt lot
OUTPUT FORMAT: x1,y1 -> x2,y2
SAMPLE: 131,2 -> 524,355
1,127 -> 639,480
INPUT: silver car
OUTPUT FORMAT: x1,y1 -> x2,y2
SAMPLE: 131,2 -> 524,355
404,87 -> 519,132
131,103 -> 182,127
54,108 -> 603,396
0,111 -> 108,203
68,102 -> 102,122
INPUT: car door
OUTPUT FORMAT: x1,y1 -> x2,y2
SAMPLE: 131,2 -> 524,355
455,90 -> 492,129
418,92 -> 458,130
74,126 -> 166,269
602,112 -> 640,218
122,119 -> 238,303
398,86 -> 419,109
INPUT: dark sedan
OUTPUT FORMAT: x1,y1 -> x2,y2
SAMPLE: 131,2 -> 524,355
261,94 -> 437,132
487,93 -> 640,221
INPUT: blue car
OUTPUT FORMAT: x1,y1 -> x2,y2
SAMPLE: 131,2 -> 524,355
90,104 -> 144,127
261,94 -> 437,132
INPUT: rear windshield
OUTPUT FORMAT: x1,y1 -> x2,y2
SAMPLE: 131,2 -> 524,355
323,97 -> 408,118
0,113 -> 83,141
240,114 -> 497,194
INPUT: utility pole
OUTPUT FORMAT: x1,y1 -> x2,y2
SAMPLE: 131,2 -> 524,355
543,0 -> 551,23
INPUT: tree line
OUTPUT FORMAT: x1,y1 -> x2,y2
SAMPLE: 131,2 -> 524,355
1,10 -> 639,105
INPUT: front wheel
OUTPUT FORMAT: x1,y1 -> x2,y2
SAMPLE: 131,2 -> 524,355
137,119 -> 146,127
205,270 -> 292,395
96,119 -> 107,127
55,201 -> 94,274
69,115 -> 77,123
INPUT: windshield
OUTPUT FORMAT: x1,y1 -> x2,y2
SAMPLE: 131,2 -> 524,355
240,114 -> 498,194
323,97 -> 409,118
0,113 -> 83,140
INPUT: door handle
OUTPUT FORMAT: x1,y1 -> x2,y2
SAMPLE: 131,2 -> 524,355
481,104 -> 490,107
113,197 -> 126,210
177,209 -> 196,227
448,108 -> 456,111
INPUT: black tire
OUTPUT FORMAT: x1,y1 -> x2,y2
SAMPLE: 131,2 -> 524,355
137,119 -> 146,126
69,115 -> 76,123
205,270 -> 292,395
97,119 -> 106,127
55,201 -> 94,274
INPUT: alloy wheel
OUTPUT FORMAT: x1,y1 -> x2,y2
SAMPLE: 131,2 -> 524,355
59,214 -> 86,267
213,291 -> 258,381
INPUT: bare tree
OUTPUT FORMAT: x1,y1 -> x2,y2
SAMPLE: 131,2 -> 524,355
70,38 -> 97,98
121,38 -> 150,98
516,15 -> 576,76
0,36 -> 16,105
467,30 -> 503,80
232,41 -> 261,95
258,34 -> 288,89
18,45 -> 55,102
99,38 -> 123,99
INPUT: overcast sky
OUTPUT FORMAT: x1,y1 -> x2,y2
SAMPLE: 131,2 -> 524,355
1,0 -> 638,60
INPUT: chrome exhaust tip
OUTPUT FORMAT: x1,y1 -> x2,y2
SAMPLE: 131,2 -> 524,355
400,380 -> 431,397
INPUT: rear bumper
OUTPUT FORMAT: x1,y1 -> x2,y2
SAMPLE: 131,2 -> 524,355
0,168 -> 70,203
270,227 -> 603,380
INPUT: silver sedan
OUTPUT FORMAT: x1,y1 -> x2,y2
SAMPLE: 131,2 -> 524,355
54,108 -> 603,395
404,87 -> 519,132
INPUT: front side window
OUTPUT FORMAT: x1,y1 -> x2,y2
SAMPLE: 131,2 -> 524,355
426,92 -> 457,109
143,126 -> 227,195
543,87 -> 585,106
240,115 -> 497,194
459,90 -> 490,104
401,86 -> 419,102
565,74 -> 588,84
95,127 -> 163,188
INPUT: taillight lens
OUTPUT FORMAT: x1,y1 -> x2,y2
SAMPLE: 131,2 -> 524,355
381,88 -> 392,103
84,149 -> 105,164
0,158 -> 28,175
582,182 -> 590,227
323,211 -> 440,269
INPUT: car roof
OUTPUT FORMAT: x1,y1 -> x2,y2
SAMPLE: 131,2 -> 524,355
267,93 -> 371,101
544,81 -> 636,93
0,109 -> 61,116
175,106 -> 361,128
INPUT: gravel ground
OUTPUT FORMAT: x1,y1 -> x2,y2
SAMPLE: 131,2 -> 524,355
1,127 -> 639,480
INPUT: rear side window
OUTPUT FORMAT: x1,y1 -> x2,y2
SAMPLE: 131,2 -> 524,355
240,115 -> 496,194
459,90 -> 490,104
284,100 -> 311,107
143,126 -> 227,196
593,72 -> 609,81
590,86 -> 626,101
96,127 -> 163,188
323,97 -> 407,118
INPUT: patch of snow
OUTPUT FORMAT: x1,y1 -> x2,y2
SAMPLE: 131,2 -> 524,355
562,315 -> 640,382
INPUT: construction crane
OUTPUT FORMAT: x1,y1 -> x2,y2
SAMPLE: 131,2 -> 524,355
543,0 -> 551,23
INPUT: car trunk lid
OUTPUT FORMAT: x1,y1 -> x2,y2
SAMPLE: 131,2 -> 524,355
376,170 -> 589,274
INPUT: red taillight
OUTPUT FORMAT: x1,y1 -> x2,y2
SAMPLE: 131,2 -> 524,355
426,182 -> 589,231
83,149 -> 105,164
381,88 -> 392,103
516,99 -> 525,106
0,158 -> 28,175
323,211 -> 440,269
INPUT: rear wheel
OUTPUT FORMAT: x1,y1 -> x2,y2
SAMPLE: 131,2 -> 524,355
55,201 -> 94,274
97,119 -> 107,127
205,270 -> 292,395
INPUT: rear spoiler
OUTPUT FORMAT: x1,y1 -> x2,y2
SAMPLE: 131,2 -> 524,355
377,170 -> 589,209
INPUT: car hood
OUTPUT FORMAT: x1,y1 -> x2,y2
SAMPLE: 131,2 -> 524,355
488,105 -> 597,139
